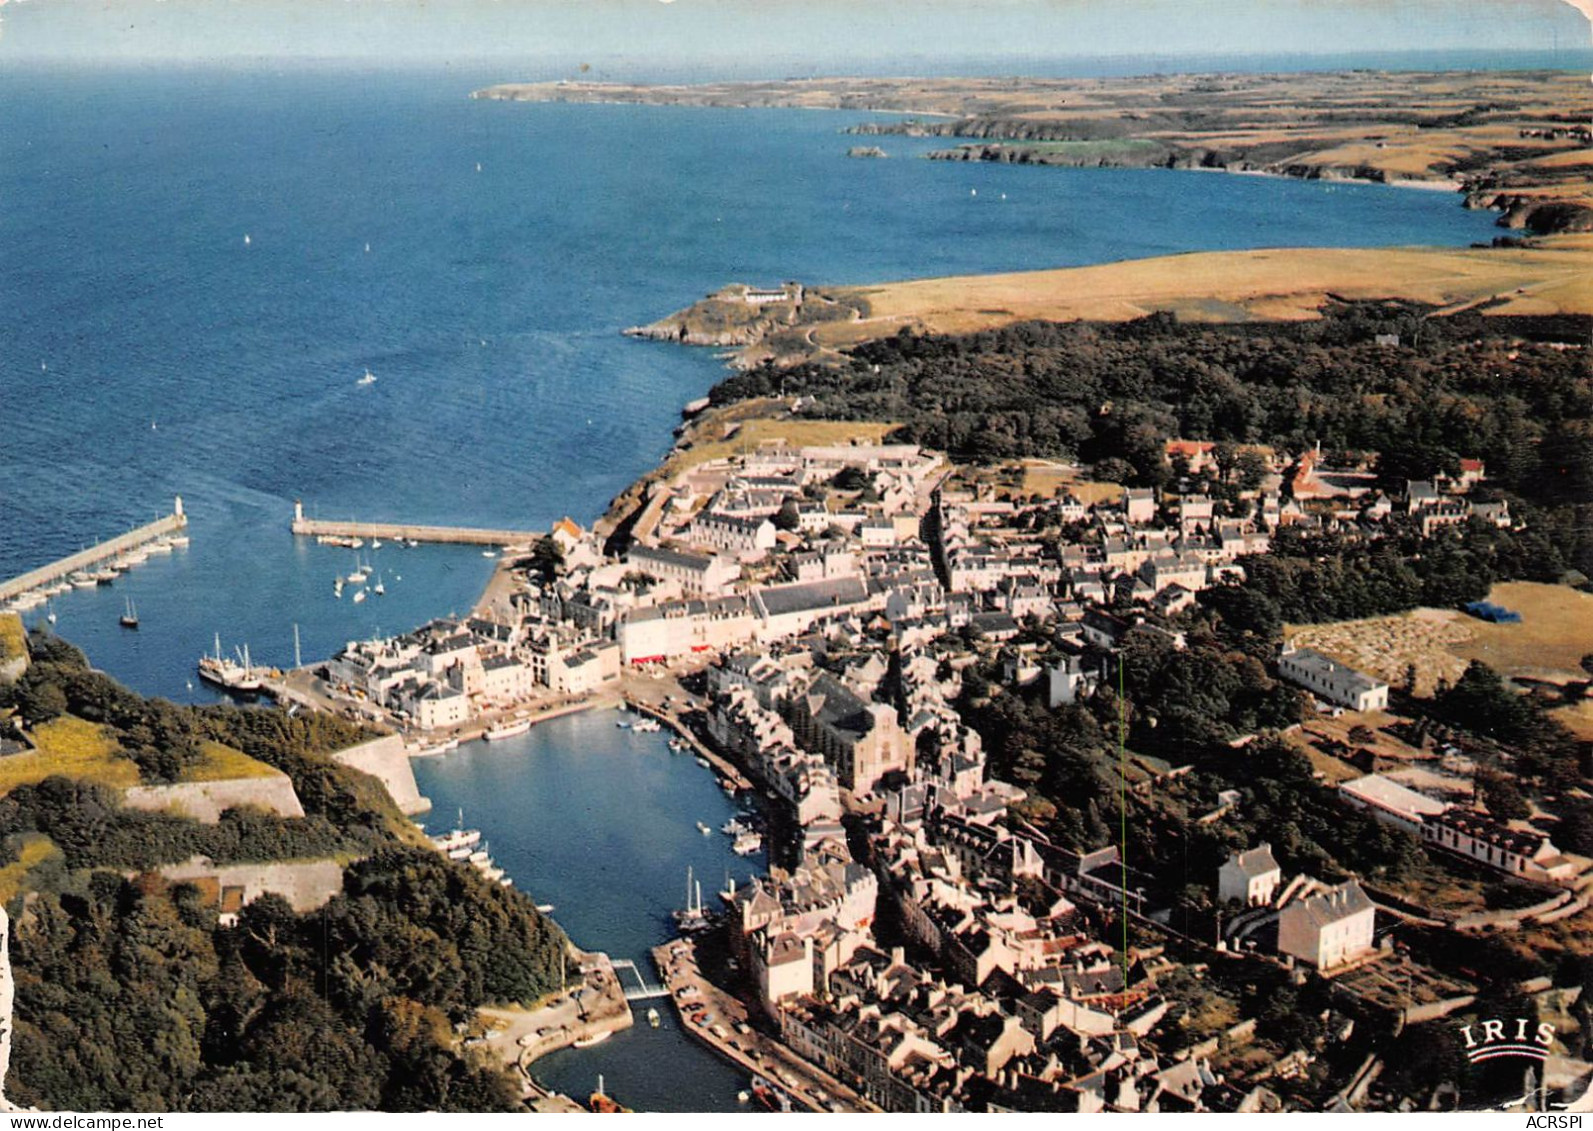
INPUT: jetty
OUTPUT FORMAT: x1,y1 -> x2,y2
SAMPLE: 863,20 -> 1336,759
0,498 -> 188,605
290,501 -> 543,547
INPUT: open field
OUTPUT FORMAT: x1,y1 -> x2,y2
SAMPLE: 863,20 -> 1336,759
0,835 -> 60,904
184,740 -> 282,782
665,406 -> 897,475
0,716 -> 140,795
0,716 -> 273,796
1289,583 -> 1593,700
648,242 -> 1591,369
835,244 -> 1593,334
1451,582 -> 1593,682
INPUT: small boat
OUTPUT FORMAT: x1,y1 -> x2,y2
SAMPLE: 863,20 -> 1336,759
485,718 -> 532,740
45,601 -> 57,625
721,819 -> 748,836
737,1091 -> 750,1105
432,818 -> 481,854
482,866 -> 506,882
535,903 -> 554,913
119,598 -> 139,630
352,589 -> 367,604
481,549 -> 497,558
370,538 -> 383,549
500,877 -> 514,888
69,573 -> 97,589
357,369 -> 377,387
448,845 -> 474,861
696,822 -> 712,837
647,1008 -> 660,1028
615,720 -> 630,730
588,1075 -> 630,1113
167,534 -> 190,548
751,1076 -> 792,1113
468,849 -> 491,864
334,576 -> 345,597
695,757 -> 710,769
732,832 -> 763,857
573,1030 -> 613,1049
89,568 -> 116,584
373,574 -> 386,596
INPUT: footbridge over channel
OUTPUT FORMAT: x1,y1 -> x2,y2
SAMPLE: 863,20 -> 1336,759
609,959 -> 669,1001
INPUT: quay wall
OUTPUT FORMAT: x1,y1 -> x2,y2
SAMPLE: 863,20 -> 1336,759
332,733 -> 430,815
291,514 -> 543,547
0,508 -> 187,604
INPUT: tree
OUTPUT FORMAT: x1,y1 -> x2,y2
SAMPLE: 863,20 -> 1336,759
529,536 -> 564,581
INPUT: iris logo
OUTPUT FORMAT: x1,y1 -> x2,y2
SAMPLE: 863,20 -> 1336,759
1459,1018 -> 1557,1064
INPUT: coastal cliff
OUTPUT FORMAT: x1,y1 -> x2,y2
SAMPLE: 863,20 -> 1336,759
477,71 -> 1593,235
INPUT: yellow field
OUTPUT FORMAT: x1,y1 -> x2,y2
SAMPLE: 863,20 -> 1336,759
0,716 -> 140,795
1289,583 -> 1593,700
0,715 -> 272,796
1016,462 -> 1122,504
0,836 -> 60,904
1451,582 -> 1593,681
0,613 -> 25,667
833,245 -> 1593,340
668,408 -> 897,474
184,740 -> 281,782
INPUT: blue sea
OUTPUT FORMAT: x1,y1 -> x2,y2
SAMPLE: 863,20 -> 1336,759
0,61 -> 1503,1111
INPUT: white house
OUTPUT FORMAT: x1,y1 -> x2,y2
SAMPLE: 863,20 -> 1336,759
1277,646 -> 1389,712
1218,844 -> 1282,907
1277,880 -> 1375,970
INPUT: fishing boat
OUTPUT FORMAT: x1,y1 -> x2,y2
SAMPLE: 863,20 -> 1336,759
485,718 -> 532,741
196,635 -> 267,693
431,812 -> 480,854
587,1074 -> 629,1113
119,597 -> 139,630
732,832 -> 763,857
631,718 -> 662,734
674,867 -> 709,932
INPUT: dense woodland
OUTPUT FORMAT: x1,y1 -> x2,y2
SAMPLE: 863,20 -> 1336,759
1,636 -> 566,1111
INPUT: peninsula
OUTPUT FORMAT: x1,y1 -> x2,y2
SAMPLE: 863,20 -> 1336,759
475,70 -> 1593,234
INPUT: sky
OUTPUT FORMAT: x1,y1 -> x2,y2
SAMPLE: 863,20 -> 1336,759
0,0 -> 1589,66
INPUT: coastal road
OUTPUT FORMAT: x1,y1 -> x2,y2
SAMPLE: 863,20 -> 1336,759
653,938 -> 879,1113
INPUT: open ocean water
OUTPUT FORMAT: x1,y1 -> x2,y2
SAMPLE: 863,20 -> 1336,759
0,60 -> 1504,1110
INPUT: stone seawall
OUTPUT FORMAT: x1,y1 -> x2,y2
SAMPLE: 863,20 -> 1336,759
333,734 -> 431,815
123,772 -> 305,823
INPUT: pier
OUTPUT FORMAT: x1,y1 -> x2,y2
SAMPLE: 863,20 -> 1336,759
0,498 -> 188,605
291,501 -> 543,548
